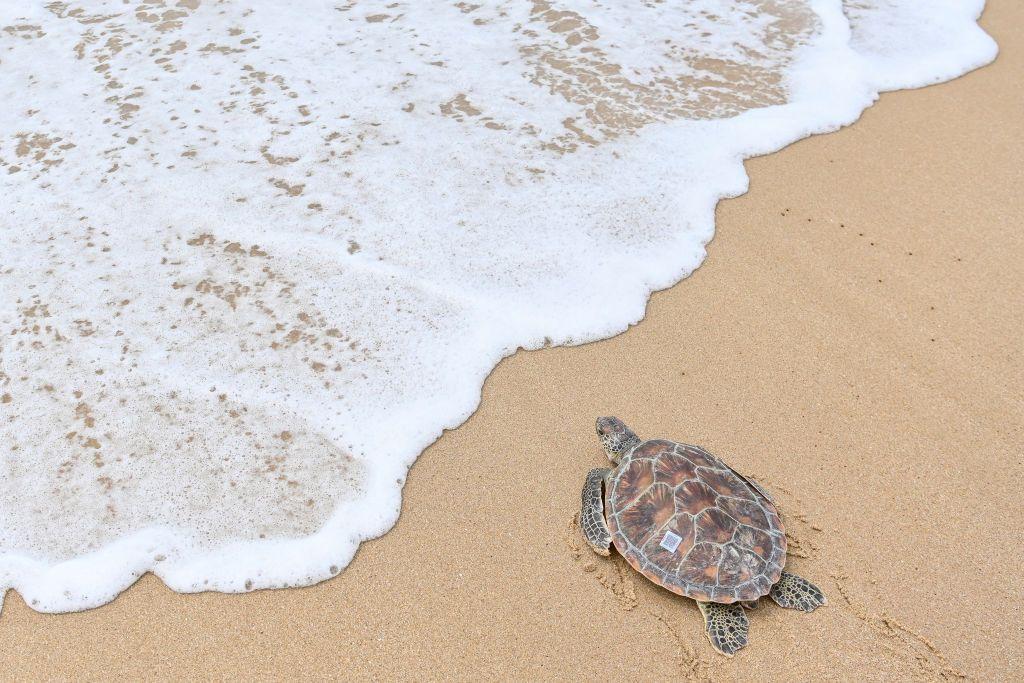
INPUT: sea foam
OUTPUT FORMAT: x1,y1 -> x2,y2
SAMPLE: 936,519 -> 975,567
0,1 -> 995,614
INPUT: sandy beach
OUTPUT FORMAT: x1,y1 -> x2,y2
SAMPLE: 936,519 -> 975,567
1,1 -> 1021,680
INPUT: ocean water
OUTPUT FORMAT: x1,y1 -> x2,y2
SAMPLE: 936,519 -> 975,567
0,1 -> 995,614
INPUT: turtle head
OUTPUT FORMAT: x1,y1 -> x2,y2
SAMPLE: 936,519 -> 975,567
596,416 -> 641,463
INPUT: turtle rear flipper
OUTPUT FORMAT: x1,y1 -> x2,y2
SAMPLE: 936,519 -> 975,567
698,601 -> 749,656
580,468 -> 612,555
769,571 -> 826,612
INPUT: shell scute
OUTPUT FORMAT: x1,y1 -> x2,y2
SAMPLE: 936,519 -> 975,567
717,496 -> 769,528
753,574 -> 774,595
611,457 -> 654,509
632,439 -> 676,460
653,451 -> 698,487
679,543 -> 723,583
674,479 -> 718,513
764,507 -> 784,532
733,524 -> 774,560
694,506 -> 737,544
711,586 -> 739,602
696,466 -> 756,500
675,443 -> 718,468
718,545 -> 766,586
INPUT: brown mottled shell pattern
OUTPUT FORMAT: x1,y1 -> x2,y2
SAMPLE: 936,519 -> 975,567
605,439 -> 786,603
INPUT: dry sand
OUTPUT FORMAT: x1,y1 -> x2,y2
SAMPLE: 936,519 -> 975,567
1,2 -> 1021,680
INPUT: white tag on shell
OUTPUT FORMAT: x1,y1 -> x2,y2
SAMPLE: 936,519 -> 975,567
659,530 -> 683,553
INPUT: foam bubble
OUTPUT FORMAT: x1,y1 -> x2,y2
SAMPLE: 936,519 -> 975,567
0,1 -> 995,613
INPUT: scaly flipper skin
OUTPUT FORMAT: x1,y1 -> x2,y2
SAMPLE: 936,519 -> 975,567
581,468 -> 612,555
769,571 -> 827,612
698,601 -> 749,657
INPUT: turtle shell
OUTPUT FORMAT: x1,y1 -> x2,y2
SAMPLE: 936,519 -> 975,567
605,439 -> 786,603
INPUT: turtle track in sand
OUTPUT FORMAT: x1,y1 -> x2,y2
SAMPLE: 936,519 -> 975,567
566,514 -> 638,611
831,572 -> 967,681
649,608 -> 716,683
750,476 -> 965,680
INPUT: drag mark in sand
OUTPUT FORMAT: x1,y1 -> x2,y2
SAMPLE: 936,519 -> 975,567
566,514 -> 638,611
649,608 -> 715,683
832,573 -> 968,681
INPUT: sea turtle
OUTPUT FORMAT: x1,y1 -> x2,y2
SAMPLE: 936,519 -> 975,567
580,417 -> 825,656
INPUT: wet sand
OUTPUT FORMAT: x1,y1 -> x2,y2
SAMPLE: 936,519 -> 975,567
1,1 -> 1021,680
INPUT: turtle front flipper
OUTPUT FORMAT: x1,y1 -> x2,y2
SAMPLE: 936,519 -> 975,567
580,468 -> 612,556
697,601 -> 749,656
769,571 -> 827,612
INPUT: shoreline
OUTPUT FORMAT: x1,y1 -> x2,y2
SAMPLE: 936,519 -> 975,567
2,1 -> 1021,680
